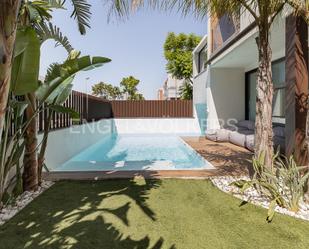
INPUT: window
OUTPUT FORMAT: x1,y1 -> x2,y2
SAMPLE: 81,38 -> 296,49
198,45 -> 208,73
212,13 -> 240,52
272,61 -> 285,118
246,59 -> 286,123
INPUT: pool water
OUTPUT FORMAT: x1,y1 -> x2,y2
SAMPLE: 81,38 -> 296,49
56,134 -> 213,171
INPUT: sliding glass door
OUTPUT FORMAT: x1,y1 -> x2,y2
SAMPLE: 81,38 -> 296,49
246,59 -> 286,123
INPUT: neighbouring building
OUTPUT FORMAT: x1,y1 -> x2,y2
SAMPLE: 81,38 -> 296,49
159,74 -> 185,100
157,88 -> 165,100
192,8 -> 308,163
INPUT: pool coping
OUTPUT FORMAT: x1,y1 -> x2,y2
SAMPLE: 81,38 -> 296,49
42,169 -> 218,181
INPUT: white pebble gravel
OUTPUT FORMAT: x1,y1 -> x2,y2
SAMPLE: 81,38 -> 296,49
210,176 -> 309,221
0,181 -> 54,225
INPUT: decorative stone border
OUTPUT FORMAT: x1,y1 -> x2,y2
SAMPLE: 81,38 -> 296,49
0,181 -> 54,226
210,176 -> 309,221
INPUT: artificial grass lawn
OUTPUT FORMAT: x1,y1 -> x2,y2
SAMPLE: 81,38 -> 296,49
1,179 -> 309,249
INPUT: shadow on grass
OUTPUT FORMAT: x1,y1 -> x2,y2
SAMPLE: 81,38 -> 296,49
0,173 -> 175,249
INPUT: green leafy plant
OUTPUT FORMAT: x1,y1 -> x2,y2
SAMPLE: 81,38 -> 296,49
232,152 -> 309,222
92,82 -> 122,100
179,81 -> 193,100
164,32 -> 201,84
120,76 -> 144,100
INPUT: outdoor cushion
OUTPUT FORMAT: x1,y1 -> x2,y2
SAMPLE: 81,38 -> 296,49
229,132 -> 247,147
216,129 -> 232,142
273,126 -> 285,138
237,120 -> 255,131
245,134 -> 255,152
223,125 -> 238,132
205,130 -> 218,142
205,129 -> 231,142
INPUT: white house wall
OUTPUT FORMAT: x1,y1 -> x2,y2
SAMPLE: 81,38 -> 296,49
193,69 -> 208,134
114,118 -> 201,135
207,68 -> 245,129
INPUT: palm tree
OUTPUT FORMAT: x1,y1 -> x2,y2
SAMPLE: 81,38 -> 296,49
106,0 -> 309,168
0,0 -> 21,151
0,0 -> 91,147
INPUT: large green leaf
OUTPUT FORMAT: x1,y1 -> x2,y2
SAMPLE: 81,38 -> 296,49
14,30 -> 30,57
11,28 -> 41,96
37,56 -> 111,103
45,76 -> 74,104
55,83 -> 74,105
10,100 -> 28,117
35,77 -> 62,101
45,56 -> 111,82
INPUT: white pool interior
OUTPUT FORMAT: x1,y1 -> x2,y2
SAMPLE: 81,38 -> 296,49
55,134 -> 214,171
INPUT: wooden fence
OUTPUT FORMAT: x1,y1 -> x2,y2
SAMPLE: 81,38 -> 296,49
36,91 -> 112,132
33,91 -> 193,132
110,100 -> 193,118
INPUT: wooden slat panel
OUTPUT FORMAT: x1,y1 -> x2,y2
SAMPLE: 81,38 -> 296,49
16,91 -> 194,135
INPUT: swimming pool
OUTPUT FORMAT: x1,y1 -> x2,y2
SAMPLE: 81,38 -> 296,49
55,134 -> 213,171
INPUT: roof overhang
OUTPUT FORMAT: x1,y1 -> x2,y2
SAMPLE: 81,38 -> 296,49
210,19 -> 285,71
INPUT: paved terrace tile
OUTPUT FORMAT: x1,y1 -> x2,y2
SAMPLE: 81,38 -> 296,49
183,137 -> 253,177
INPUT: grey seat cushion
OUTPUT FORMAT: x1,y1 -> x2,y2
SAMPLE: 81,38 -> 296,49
205,128 -> 232,142
216,129 -> 232,142
229,132 -> 246,147
205,130 -> 218,142
245,134 -> 255,152
237,120 -> 255,131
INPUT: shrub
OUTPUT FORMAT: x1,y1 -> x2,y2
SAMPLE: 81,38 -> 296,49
232,152 -> 309,222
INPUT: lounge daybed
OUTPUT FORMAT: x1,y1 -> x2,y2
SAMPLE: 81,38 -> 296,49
206,120 -> 285,153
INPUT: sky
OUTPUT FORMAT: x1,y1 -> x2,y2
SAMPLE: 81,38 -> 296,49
40,0 -> 207,99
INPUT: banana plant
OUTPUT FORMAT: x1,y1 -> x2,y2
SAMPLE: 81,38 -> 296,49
12,0 -> 79,192
0,53 -> 111,205
0,0 -> 91,155
36,54 -> 111,183
0,0 -> 93,197
10,24 -> 73,191
0,98 -> 29,206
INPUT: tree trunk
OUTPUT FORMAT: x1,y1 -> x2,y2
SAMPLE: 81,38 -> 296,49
22,93 -> 38,191
254,24 -> 274,168
306,99 -> 309,201
0,0 -> 21,146
38,110 -> 52,185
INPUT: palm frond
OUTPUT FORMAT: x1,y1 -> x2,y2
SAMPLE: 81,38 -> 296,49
42,0 -> 65,9
286,0 -> 309,23
67,0 -> 91,35
35,22 -> 74,53
104,0 -> 133,21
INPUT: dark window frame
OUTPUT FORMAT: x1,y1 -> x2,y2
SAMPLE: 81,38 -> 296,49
198,45 -> 208,74
245,57 -> 286,120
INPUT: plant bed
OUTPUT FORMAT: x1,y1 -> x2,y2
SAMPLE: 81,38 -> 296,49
0,181 -> 54,226
211,176 -> 309,221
